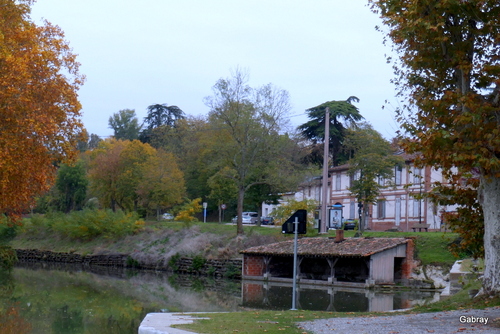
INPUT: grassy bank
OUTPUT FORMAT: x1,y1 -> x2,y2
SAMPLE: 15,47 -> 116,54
10,219 -> 461,268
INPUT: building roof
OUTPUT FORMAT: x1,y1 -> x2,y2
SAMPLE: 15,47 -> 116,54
240,237 -> 410,258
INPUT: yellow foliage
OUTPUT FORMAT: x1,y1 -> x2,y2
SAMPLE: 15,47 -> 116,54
174,198 -> 202,223
0,1 -> 84,217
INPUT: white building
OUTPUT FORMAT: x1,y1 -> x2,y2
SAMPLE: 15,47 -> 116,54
264,155 -> 457,232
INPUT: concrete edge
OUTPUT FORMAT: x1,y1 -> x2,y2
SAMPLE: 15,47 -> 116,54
138,313 -> 210,334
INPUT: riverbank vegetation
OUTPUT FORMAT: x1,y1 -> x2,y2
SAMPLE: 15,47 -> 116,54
9,216 -> 461,269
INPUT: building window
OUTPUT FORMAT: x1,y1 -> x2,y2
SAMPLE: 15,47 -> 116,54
413,167 -> 422,184
377,175 -> 385,186
377,199 -> 386,219
335,173 -> 341,191
413,198 -> 421,218
349,201 -> 355,219
395,165 -> 403,185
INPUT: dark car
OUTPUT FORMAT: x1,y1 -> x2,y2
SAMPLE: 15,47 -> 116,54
261,216 -> 274,225
343,220 -> 357,230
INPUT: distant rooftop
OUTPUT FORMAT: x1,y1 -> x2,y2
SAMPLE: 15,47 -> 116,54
241,237 -> 410,258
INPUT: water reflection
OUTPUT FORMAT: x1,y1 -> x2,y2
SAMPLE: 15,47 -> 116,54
241,281 -> 441,312
0,263 -> 441,333
0,262 -> 242,334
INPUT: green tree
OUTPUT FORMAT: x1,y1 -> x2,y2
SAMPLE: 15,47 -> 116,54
204,70 -> 301,234
164,116 -> 214,200
88,133 -> 102,150
298,96 -> 364,167
207,167 -> 238,223
369,0 -> 500,294
108,109 -> 142,141
139,103 -> 185,144
344,123 -> 403,234
55,160 -> 88,213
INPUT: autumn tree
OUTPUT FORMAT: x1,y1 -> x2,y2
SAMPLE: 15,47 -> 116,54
136,149 -> 185,220
204,70 -> 302,234
369,0 -> 500,295
426,173 -> 484,259
88,139 -> 157,211
108,109 -> 142,141
117,140 -> 157,211
0,0 -> 85,218
87,139 -> 128,211
298,97 -> 364,167
87,139 -> 184,216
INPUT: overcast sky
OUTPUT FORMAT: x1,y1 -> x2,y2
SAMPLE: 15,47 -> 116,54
31,0 -> 401,139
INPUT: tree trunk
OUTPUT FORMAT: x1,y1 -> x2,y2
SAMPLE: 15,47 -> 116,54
237,187 -> 245,235
479,174 -> 500,295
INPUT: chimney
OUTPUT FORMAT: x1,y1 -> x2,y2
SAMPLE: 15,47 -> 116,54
335,229 -> 344,243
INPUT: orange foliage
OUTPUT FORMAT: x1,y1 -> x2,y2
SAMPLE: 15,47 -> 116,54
0,1 -> 85,217
0,304 -> 32,334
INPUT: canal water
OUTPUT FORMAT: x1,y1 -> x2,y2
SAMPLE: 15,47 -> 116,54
0,262 -> 440,334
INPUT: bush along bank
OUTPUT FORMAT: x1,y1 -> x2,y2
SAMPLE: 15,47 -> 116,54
15,249 -> 242,279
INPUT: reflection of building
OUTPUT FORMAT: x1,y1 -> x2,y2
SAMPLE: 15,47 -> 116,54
241,235 -> 417,288
242,281 -> 439,312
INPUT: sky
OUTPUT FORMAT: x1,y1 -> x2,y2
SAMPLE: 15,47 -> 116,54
30,0 -> 401,139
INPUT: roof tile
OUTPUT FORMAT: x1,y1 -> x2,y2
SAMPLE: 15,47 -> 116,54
240,237 -> 409,257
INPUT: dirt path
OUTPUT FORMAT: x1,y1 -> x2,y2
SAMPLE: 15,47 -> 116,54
298,307 -> 500,333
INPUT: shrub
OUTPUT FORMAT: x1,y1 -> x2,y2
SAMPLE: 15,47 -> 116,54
0,246 -> 17,270
190,255 -> 206,271
224,262 -> 239,279
174,198 -> 202,224
0,216 -> 19,244
43,209 -> 144,240
168,253 -> 181,271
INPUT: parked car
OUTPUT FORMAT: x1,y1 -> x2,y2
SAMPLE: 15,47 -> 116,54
231,212 -> 259,224
162,213 -> 174,220
261,216 -> 274,225
343,219 -> 357,230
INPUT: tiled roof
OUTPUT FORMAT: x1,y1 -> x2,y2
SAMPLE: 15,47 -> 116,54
240,237 -> 409,258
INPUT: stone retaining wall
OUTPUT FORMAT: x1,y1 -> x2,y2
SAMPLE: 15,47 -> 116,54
16,249 -> 128,267
15,249 -> 242,279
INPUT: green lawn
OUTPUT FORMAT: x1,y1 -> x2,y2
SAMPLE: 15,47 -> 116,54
338,230 -> 460,266
176,279 -> 500,334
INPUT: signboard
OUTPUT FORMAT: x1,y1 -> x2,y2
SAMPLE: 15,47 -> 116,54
282,209 -> 307,234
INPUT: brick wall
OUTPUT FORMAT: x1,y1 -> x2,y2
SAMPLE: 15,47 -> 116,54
243,255 -> 265,276
401,238 -> 416,279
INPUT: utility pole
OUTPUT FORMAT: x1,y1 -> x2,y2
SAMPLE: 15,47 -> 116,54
320,107 -> 330,234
